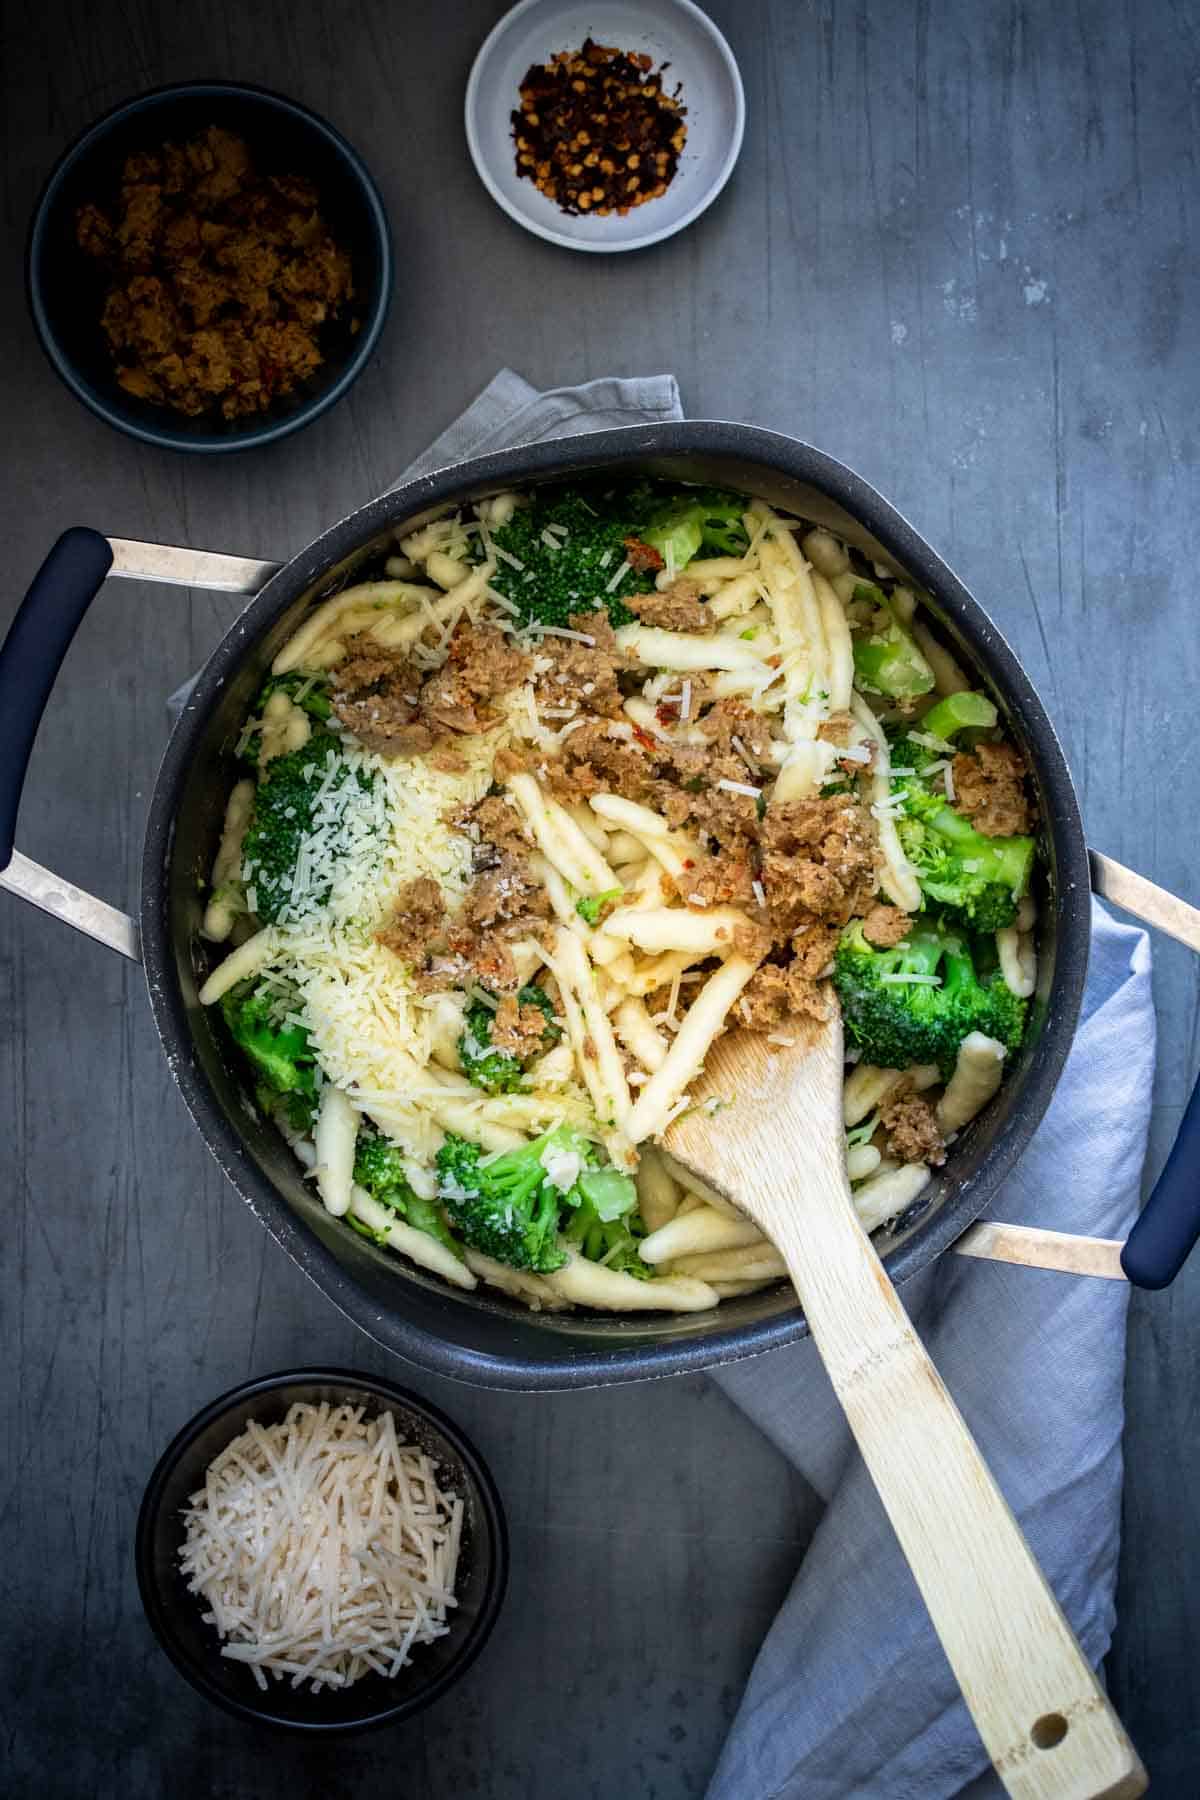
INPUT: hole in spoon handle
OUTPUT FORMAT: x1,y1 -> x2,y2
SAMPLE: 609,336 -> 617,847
1030,1712 -> 1069,1751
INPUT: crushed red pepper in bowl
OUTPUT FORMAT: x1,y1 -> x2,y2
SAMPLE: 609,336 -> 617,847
511,39 -> 687,218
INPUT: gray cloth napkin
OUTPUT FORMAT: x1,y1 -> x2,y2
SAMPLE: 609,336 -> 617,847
173,371 -> 1155,1797
386,366 -> 685,485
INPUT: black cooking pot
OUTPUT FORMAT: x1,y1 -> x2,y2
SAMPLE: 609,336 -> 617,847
3,424 -> 1198,1389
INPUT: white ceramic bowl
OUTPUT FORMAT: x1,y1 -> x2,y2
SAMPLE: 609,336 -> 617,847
464,0 -> 745,252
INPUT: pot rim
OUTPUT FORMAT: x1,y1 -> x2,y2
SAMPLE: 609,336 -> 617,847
140,422 -> 1091,1389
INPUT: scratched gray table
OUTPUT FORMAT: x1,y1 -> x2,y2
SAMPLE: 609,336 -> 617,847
2,2 -> 1196,1794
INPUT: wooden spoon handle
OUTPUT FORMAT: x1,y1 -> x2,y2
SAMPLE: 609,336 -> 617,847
768,1195 -> 1145,1800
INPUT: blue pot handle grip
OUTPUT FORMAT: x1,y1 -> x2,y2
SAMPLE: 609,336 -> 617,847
0,527 -> 113,871
1120,1075 -> 1200,1289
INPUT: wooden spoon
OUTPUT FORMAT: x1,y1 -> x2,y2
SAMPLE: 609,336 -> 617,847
663,1012 -> 1146,1800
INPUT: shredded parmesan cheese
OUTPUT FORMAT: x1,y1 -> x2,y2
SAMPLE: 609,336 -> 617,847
179,1402 -> 463,1693
534,625 -> 597,645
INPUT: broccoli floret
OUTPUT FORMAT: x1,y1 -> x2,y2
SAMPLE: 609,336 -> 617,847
918,689 -> 997,743
850,582 -> 936,699
832,919 -> 1028,1078
485,485 -> 653,630
240,731 -> 377,923
435,1127 -> 645,1275
484,482 -> 749,631
575,887 -> 623,926
353,1126 -> 463,1257
891,691 -> 998,780
435,1127 -> 576,1272
255,671 -> 333,722
897,792 -> 1036,931
888,692 -> 1034,930
562,1169 -> 650,1278
845,1110 -> 880,1151
639,488 -> 750,567
458,985 -> 561,1094
221,979 -> 317,1124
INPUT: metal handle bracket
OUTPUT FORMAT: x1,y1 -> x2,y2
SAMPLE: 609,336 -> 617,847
0,849 -> 140,960
107,536 -> 279,595
1089,850 -> 1200,952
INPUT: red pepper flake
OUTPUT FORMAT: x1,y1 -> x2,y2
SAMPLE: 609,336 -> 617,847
511,39 -> 687,219
624,534 -> 665,573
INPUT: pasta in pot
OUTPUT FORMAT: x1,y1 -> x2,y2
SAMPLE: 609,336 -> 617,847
198,478 -> 1041,1312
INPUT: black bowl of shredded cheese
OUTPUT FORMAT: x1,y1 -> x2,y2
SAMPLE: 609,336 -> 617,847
135,1368 -> 507,1730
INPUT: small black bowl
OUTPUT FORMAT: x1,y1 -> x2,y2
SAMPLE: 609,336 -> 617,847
27,82 -> 393,453
135,1368 -> 507,1732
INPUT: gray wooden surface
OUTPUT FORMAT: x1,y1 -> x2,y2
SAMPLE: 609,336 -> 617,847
2,1 -> 1197,1793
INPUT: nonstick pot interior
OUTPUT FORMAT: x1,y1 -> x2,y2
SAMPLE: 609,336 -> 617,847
141,425 -> 1091,1389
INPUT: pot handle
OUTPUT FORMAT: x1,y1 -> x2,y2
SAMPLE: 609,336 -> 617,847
0,528 -> 113,869
1089,850 -> 1200,1289
0,531 -> 275,960
1120,1085 -> 1200,1290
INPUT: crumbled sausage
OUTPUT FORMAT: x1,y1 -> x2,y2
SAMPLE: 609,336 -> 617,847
818,709 -> 875,771
627,578 -> 712,633
377,878 -> 446,966
462,853 -> 551,934
732,918 -> 774,962
817,711 -> 854,748
76,126 -> 354,420
332,640 -> 431,757
491,995 -> 553,1061
732,961 -> 834,1032
455,793 -> 532,860
697,699 -> 775,766
681,850 -> 757,909
421,623 -> 531,735
789,921 -> 840,977
333,624 -> 530,756
542,718 -> 654,804
880,1093 -> 946,1166
759,794 -> 879,935
379,847 -> 549,996
655,742 -> 762,846
494,746 -> 531,783
534,611 -> 626,718
951,741 -> 1031,837
538,694 -> 773,848
861,903 -> 912,948
447,843 -> 553,995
